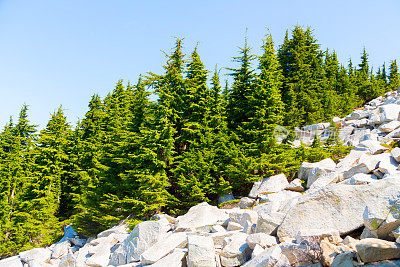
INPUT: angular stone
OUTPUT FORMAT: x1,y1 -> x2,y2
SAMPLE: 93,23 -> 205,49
298,158 -> 336,183
209,231 -> 240,249
363,199 -> 400,240
151,213 -> 176,224
342,236 -> 359,250
228,209 -> 258,234
392,147 -> 400,163
342,173 -> 377,185
211,225 -> 226,233
0,256 -> 23,267
255,211 -> 285,236
356,238 -> 400,263
239,197 -> 255,209
51,241 -> 71,259
379,104 -> 400,122
338,126 -> 354,142
303,123 -> 331,131
354,140 -> 387,155
140,232 -> 188,265
218,192 -> 235,204
284,178 -> 304,192
277,179 -> 400,241
331,252 -> 357,267
243,245 -> 290,267
85,248 -> 111,267
19,248 -> 52,266
295,229 -> 342,245
187,235 -> 216,267
227,221 -> 243,231
251,244 -> 264,259
309,171 -> 340,190
97,224 -> 129,238
151,248 -> 187,267
220,232 -> 251,267
59,226 -> 78,243
59,252 -> 76,267
320,239 -> 351,266
379,121 -> 400,133
343,153 -> 379,179
279,242 -> 317,266
360,227 -> 378,239
248,174 -> 289,198
246,233 -> 277,249
174,202 -> 229,232
254,190 -> 301,215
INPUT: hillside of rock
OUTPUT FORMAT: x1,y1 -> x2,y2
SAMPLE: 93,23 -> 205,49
4,90 -> 400,266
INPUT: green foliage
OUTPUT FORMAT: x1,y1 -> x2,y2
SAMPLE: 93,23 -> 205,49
0,26 -> 394,255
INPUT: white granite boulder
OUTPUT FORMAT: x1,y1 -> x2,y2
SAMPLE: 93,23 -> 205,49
228,209 -> 258,234
140,232 -> 188,265
187,235 -> 216,267
248,173 -> 289,198
356,238 -> 400,263
242,245 -> 289,267
220,232 -> 251,266
174,202 -> 229,232
246,233 -> 277,249
298,158 -> 336,188
277,178 -> 400,241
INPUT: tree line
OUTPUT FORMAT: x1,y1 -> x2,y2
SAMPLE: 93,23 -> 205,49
0,26 -> 399,256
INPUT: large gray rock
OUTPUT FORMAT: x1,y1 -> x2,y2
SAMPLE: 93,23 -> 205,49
151,248 -> 187,267
279,242 -> 318,266
354,140 -> 387,155
343,153 -> 379,179
239,197 -> 255,209
379,121 -> 400,133
51,241 -> 71,259
309,171 -> 340,190
342,173 -> 377,185
19,248 -> 52,266
0,256 -> 23,267
373,153 -> 399,178
220,232 -> 251,267
246,233 -> 277,249
255,210 -> 285,236
59,252 -> 76,267
363,197 -> 400,240
140,232 -> 188,265
97,224 -> 129,238
378,104 -> 400,122
228,209 -> 258,234
254,190 -> 301,215
277,179 -> 400,241
110,219 -> 171,265
174,202 -> 229,232
338,126 -> 354,142
392,147 -> 400,163
248,173 -> 289,198
298,158 -> 336,188
284,178 -> 304,192
331,252 -> 357,267
187,235 -> 216,267
356,238 -> 400,263
242,245 -> 290,267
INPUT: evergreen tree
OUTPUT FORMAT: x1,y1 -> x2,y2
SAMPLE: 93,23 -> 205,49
278,26 -> 324,126
388,60 -> 399,91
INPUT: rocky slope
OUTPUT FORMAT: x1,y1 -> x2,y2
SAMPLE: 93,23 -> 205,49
4,90 -> 400,266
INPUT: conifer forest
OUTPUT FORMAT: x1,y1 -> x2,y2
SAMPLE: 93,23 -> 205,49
1,26 -> 399,257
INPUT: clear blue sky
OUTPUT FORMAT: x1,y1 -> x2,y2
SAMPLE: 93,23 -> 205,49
0,0 -> 399,129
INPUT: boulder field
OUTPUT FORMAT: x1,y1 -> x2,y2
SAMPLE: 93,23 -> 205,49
5,91 -> 400,266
